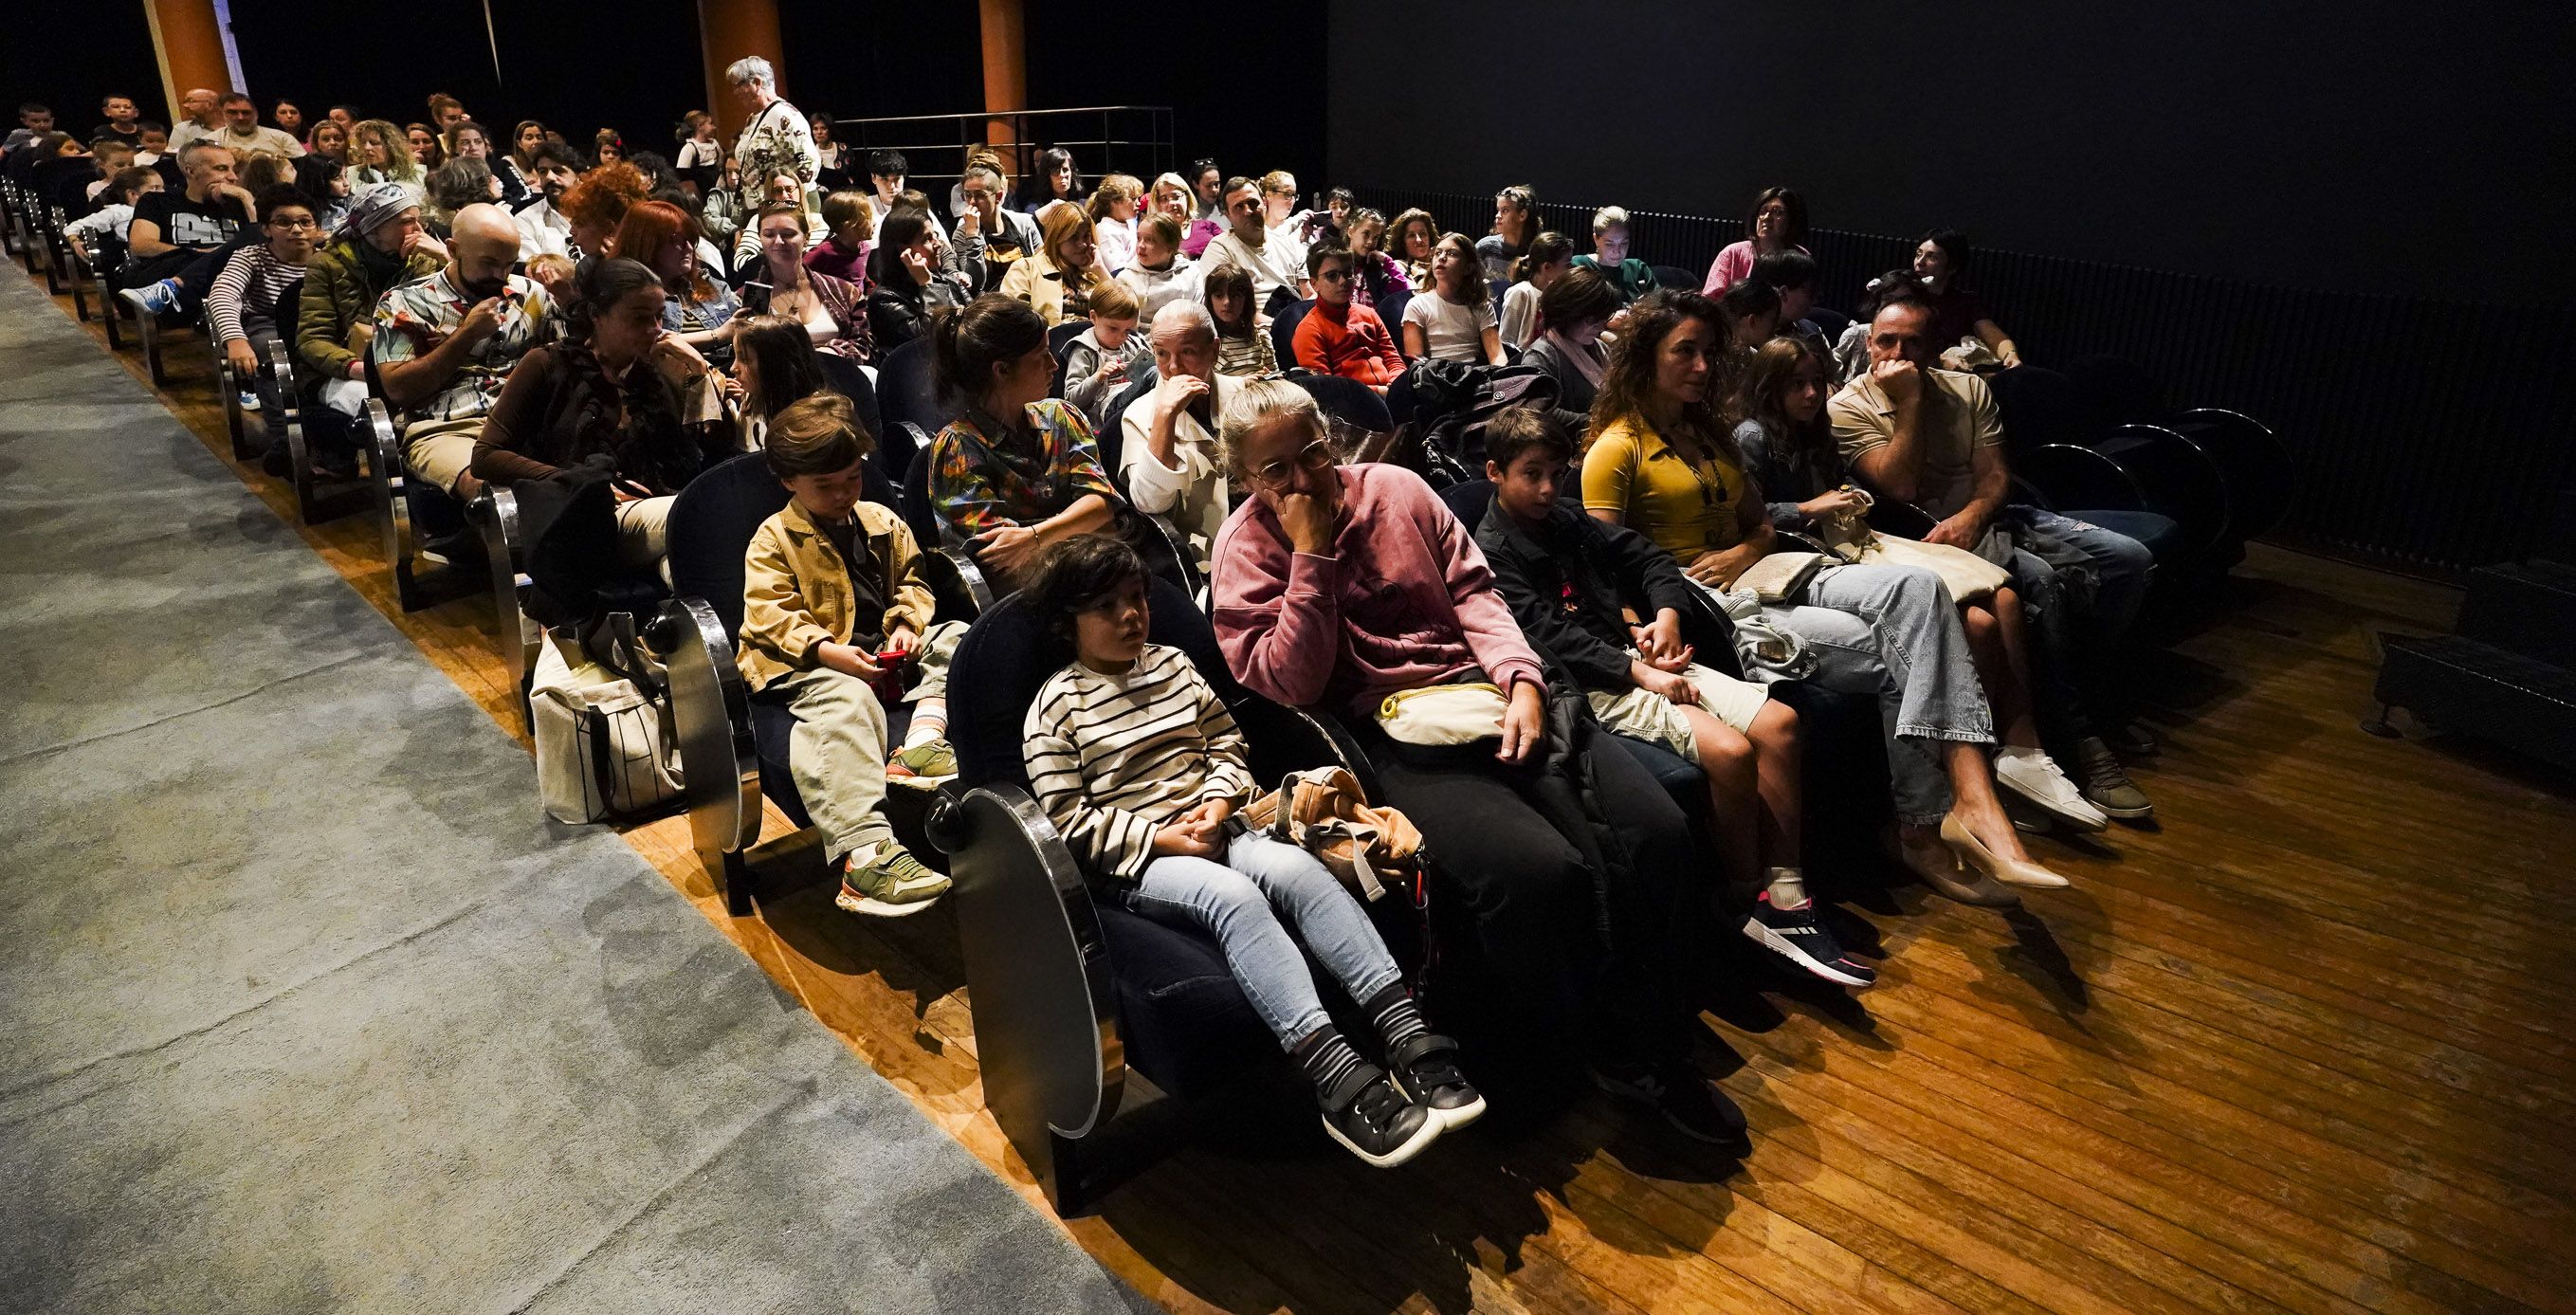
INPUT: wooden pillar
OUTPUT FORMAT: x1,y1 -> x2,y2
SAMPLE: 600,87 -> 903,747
978,0 -> 1026,152
698,0 -> 787,138
141,0 -> 232,125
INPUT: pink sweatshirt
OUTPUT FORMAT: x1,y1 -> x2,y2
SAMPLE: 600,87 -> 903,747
1213,463 -> 1546,715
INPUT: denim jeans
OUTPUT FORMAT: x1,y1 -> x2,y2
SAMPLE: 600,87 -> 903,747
2004,508 -> 2157,740
1758,562 -> 1995,826
1120,830 -> 1403,1050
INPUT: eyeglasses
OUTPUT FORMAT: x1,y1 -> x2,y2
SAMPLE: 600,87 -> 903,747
1314,267 -> 1350,283
268,217 -> 319,230
1243,440 -> 1337,489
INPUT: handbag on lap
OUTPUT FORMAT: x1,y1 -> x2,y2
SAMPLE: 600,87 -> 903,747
1814,486 -> 2012,603
1242,767 -> 1424,903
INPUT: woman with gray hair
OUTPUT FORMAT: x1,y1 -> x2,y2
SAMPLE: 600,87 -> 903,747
723,55 -> 819,207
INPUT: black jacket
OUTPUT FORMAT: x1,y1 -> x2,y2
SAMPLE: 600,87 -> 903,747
1473,497 -> 1701,692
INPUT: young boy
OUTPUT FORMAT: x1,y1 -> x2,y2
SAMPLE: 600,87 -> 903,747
1060,279 -> 1148,426
738,394 -> 966,916
1290,244 -> 1404,390
1020,534 -> 1482,1167
1472,408 -> 1873,989
209,185 -> 320,419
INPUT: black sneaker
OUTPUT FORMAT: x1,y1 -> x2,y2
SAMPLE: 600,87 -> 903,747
2072,736 -> 2154,821
1387,1032 -> 1487,1131
1319,1063 -> 1441,1168
1741,895 -> 1877,988
1594,1064 -> 1749,1150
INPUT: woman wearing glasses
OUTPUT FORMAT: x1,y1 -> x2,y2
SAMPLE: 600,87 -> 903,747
1580,290 -> 2070,904
1209,379 -> 1746,1147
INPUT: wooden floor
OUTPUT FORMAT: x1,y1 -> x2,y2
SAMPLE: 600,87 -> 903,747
27,260 -> 2576,1315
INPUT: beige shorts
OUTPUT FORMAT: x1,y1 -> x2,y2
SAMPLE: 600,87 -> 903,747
1587,657 -> 1767,762
402,420 -> 481,496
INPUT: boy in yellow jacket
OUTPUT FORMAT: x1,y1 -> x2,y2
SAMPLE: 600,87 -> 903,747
739,394 -> 963,916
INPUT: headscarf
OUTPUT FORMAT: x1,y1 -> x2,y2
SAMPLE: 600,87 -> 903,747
338,181 -> 421,242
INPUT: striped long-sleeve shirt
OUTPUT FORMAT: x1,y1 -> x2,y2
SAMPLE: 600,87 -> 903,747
208,244 -> 308,347
1022,644 -> 1258,881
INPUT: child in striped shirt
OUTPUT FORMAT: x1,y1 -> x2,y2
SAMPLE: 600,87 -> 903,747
1020,536 -> 1483,1168
210,186 -> 320,417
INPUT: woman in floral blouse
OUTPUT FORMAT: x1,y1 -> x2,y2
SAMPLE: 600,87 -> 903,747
923,295 -> 1120,586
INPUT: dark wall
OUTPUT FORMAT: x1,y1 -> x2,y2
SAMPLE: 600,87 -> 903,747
1,4 -> 157,134
777,0 -> 981,125
1022,4 -> 1323,187
1326,0 -> 2574,305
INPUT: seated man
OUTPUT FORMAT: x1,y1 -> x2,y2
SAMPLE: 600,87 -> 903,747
1830,298 -> 2157,821
210,184 -> 320,421
296,184 -> 447,447
512,141 -> 582,260
372,203 -> 553,502
1121,300 -> 1241,570
1570,206 -> 1657,303
213,92 -> 301,159
117,141 -> 256,319
1198,176 -> 1306,310
1290,244 -> 1404,390
737,394 -> 964,915
166,88 -> 224,155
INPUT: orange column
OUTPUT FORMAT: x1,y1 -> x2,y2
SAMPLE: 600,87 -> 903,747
979,0 -> 1026,151
698,0 -> 787,138
142,0 -> 231,125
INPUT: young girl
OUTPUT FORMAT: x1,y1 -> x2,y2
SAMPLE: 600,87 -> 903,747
676,111 -> 723,170
730,314 -> 827,449
1201,262 -> 1276,377
1117,211 -> 1200,322
1497,229 -> 1574,351
1021,535 -> 1483,1167
1400,233 -> 1504,366
1343,207 -> 1410,309
1087,173 -> 1142,276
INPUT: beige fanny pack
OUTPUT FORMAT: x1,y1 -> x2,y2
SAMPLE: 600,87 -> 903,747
1375,682 -> 1507,745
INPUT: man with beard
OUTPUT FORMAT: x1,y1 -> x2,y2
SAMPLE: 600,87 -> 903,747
168,88 -> 226,154
373,204 -> 554,502
512,141 -> 583,259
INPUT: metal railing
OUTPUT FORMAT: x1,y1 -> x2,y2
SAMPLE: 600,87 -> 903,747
827,105 -> 1175,194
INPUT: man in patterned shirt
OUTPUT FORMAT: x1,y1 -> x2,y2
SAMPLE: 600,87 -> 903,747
371,204 -> 553,501
724,56 -> 818,210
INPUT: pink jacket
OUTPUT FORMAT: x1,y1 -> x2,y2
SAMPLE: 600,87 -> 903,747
1213,463 -> 1546,715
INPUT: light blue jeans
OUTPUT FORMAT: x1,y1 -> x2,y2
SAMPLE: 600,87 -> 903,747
1120,829 -> 1402,1050
1760,562 -> 1996,826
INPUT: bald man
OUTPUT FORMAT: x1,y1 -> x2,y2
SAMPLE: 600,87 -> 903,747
371,203 -> 556,500
168,88 -> 225,154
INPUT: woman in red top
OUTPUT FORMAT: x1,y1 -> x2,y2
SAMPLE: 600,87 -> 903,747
1290,245 -> 1405,390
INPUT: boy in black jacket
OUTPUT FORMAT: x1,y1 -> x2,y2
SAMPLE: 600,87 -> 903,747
1473,408 -> 1871,989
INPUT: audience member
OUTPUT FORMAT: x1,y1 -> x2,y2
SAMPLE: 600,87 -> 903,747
1713,278 -> 1781,349
738,393 -> 965,910
297,184 -> 446,433
1117,211 -> 1200,321
307,119 -> 351,170
1088,174 -> 1142,275
423,157 -> 497,235
810,115 -> 849,189
1342,208 -> 1409,308
116,141 -> 254,319
959,159 -> 1041,284
1702,186 -> 1807,294
373,203 -> 554,502
675,111 -> 722,171
272,100 -> 305,143
446,121 -> 522,204
1060,280 -> 1148,426
62,165 -> 159,267
407,123 -> 447,171
1474,184 -> 1538,281
504,120 -> 549,195
1911,229 -> 2023,369
1387,207 -> 1437,290
557,160 -> 651,256
998,202 -> 1104,326
1572,205 -> 1657,303
1200,262 -> 1276,378
798,190 -> 869,281
1122,300 -> 1236,567
90,94 -> 142,146
1209,379 -> 1739,1141
614,198 -> 741,361
1022,533 -> 1479,1167
1199,176 -> 1305,309
512,141 -> 582,259
1521,265 -> 1622,431
1291,244 -> 1404,389
168,88 -> 223,153
1400,233 -> 1504,366
349,119 -> 422,191
1498,230 -> 1574,351
1016,145 -> 1080,215
588,129 -> 622,167
426,94 -> 467,137
923,295 -> 1121,584
863,206 -> 963,352
209,184 -> 320,418
1187,158 -> 1222,221
725,56 -> 819,206
1748,248 -> 1829,354
215,93 -> 301,158
1256,170 -> 1314,274
728,314 -> 825,449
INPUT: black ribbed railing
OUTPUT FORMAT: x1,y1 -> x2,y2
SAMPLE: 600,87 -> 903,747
1357,186 -> 2576,573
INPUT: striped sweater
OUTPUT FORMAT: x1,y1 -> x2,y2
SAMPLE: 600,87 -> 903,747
1023,644 -> 1257,881
209,245 -> 308,347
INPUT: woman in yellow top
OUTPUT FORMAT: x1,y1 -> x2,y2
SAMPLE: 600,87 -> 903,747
1581,290 -> 2069,903
999,203 -> 1104,326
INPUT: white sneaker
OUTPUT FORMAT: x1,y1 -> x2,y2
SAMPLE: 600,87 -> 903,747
1994,746 -> 2109,831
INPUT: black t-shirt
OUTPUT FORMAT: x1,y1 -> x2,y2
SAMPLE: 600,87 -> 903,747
133,189 -> 248,251
90,122 -> 142,145
819,515 -> 886,645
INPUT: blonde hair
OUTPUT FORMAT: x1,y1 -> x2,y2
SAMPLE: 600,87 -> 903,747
1257,170 -> 1297,198
1215,377 -> 1325,480
1086,173 -> 1142,223
352,119 -> 420,184
1591,205 -> 1630,235
820,190 -> 874,239
1087,279 -> 1140,320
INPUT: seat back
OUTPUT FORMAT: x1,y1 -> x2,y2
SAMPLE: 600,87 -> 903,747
1438,477 -> 1494,530
899,442 -> 944,546
1270,298 -> 1313,367
1649,264 -> 1697,293
1373,289 -> 1411,354
665,452 -> 794,643
876,338 -> 959,438
1292,374 -> 1395,446
1096,367 -> 1158,476
813,351 -> 884,451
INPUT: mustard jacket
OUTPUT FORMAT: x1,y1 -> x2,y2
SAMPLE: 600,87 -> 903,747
737,498 -> 938,693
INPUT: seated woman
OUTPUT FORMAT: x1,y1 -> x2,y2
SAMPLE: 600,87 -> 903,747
1342,207 -> 1411,310
1387,208 -> 1438,292
557,160 -> 651,257
923,294 -> 1121,586
1473,184 -> 1537,282
740,201 -> 871,362
470,256 -> 732,572
1573,206 -> 1657,304
1014,145 -> 1081,216
1521,265 -> 1621,434
1497,230 -> 1574,351
1201,262 -> 1277,378
726,172 -> 816,269
614,198 -> 742,365
1701,186 -> 1808,294
1732,335 -> 2105,831
1582,290 -> 2070,903
1117,211 -> 1201,322
865,207 -> 970,352
1022,535 -> 1481,1167
1400,233 -> 1505,366
1087,173 -> 1142,275
1476,410 -> 1871,989
998,202 -> 1104,327
729,314 -> 827,450
1713,277 -> 1781,350
1211,379 -> 1742,1144
1912,228 -> 2024,370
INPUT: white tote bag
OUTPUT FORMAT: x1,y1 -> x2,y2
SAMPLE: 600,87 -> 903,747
531,633 -> 685,823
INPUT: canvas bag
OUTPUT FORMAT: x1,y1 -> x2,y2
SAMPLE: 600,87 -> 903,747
1241,766 -> 1425,903
530,622 -> 685,823
1813,486 -> 2012,603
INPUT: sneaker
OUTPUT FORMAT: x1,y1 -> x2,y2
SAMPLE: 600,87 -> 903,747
118,278 -> 180,318
886,738 -> 957,784
1319,1064 -> 1442,1168
833,847 -> 951,917
1741,894 -> 1877,988
1992,745 -> 2108,831
2072,736 -> 2154,821
1594,1063 -> 1749,1149
238,390 -> 262,412
1387,1032 -> 1487,1131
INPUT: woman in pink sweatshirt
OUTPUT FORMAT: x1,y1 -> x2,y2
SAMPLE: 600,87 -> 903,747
1208,380 -> 1746,1146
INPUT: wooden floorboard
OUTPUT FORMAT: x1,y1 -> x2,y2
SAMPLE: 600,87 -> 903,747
27,262 -> 2573,1314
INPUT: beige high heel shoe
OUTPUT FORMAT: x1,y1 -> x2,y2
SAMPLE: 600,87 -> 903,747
1941,814 -> 2073,890
1895,830 -> 2020,907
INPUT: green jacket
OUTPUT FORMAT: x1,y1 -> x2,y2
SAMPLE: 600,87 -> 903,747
295,238 -> 441,392
1572,254 -> 1658,304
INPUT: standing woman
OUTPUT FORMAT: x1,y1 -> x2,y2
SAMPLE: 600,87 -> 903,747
1016,146 -> 1079,215
1087,173 -> 1142,276
1474,184 -> 1537,282
349,119 -> 421,191
740,201 -> 873,362
1387,208 -> 1438,291
1400,233 -> 1504,366
729,314 -> 828,449
1498,229 -> 1575,351
1702,186 -> 1807,294
922,294 -> 1120,583
999,201 -> 1103,326
1581,290 -> 2067,903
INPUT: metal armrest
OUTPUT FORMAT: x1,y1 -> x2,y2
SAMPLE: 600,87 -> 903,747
928,782 -> 1124,1215
365,399 -> 417,594
215,339 -> 251,460
921,546 -> 994,616
474,485 -> 541,724
649,596 -> 763,915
